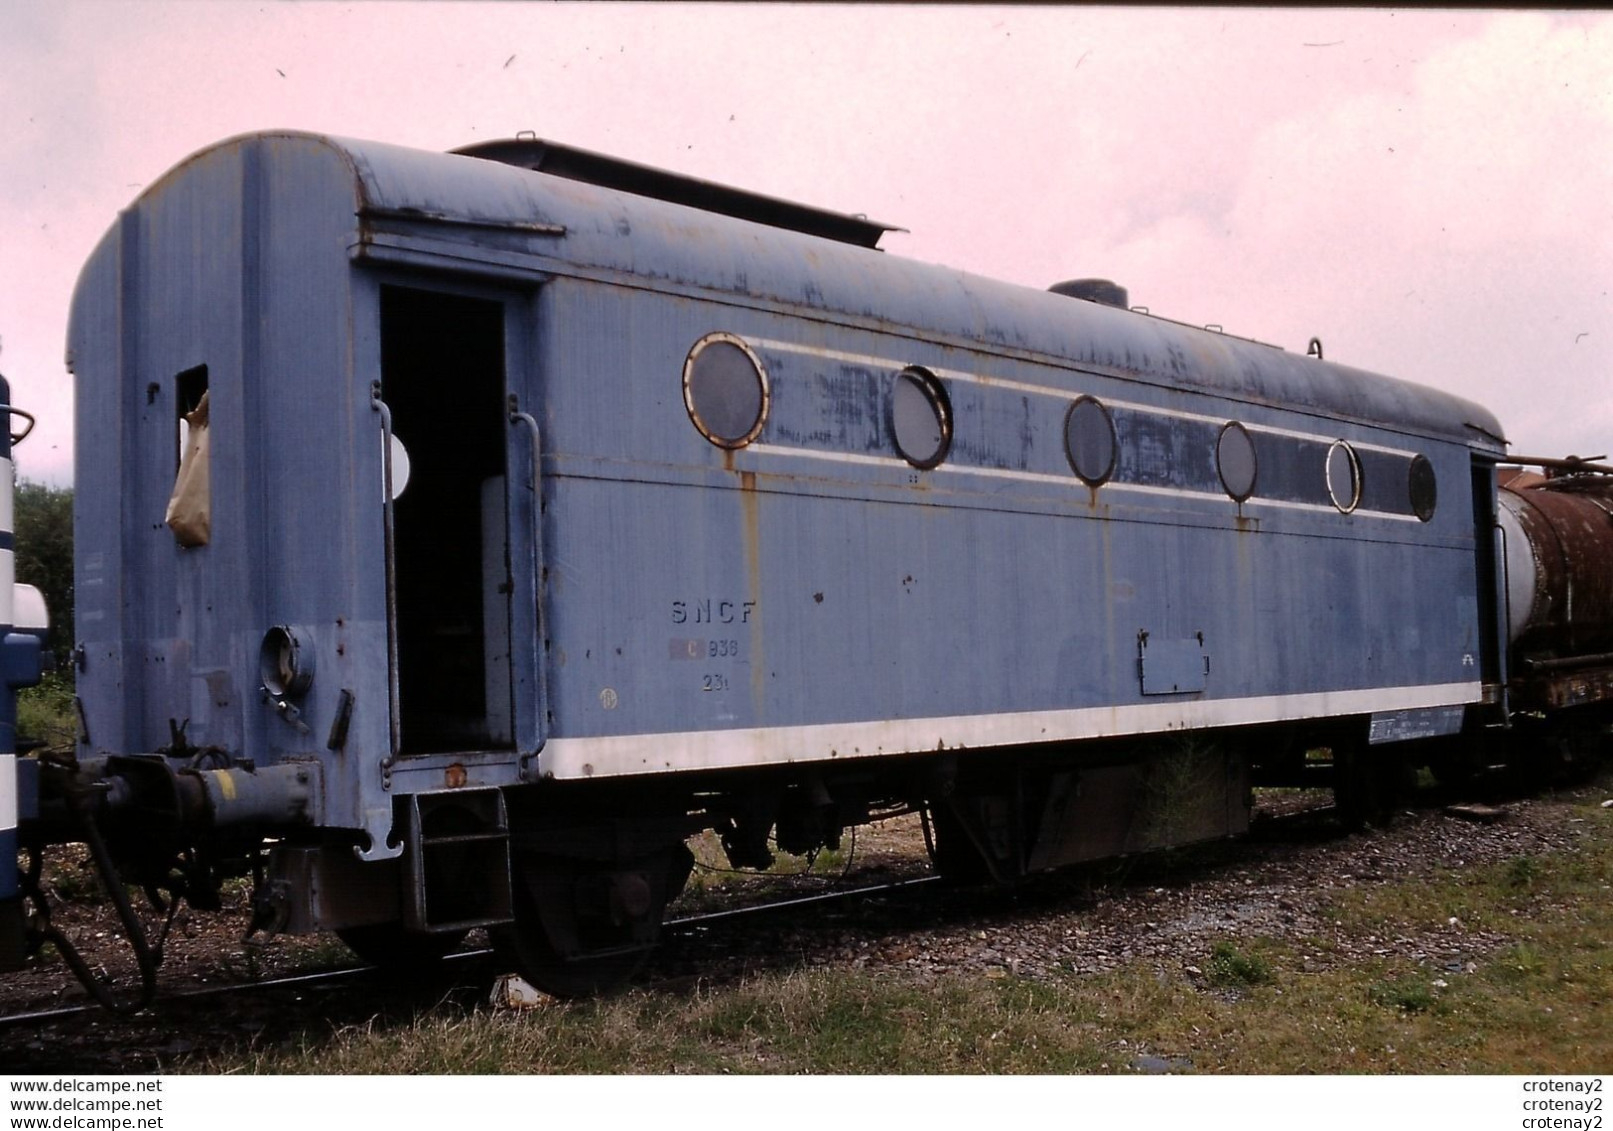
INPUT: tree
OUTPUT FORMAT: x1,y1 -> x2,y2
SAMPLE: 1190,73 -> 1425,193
14,480 -> 73,663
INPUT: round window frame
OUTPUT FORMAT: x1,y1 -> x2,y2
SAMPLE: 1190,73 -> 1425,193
890,366 -> 953,470
260,624 -> 314,699
1216,420 -> 1259,503
1325,439 -> 1363,514
682,332 -> 770,450
1063,395 -> 1118,487
1408,454 -> 1438,522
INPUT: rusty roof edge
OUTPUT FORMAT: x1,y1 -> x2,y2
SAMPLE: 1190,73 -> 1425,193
356,205 -> 566,237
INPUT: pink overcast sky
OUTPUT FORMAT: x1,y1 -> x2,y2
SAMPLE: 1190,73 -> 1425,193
1,4 -> 1608,486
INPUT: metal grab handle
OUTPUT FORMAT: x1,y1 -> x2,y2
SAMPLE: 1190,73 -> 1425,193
508,393 -> 542,493
370,382 -> 402,767
507,394 -> 547,778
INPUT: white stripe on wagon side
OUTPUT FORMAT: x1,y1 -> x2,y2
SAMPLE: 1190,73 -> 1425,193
743,442 -> 1423,524
747,337 -> 1422,459
540,681 -> 1480,780
743,341 -> 1424,523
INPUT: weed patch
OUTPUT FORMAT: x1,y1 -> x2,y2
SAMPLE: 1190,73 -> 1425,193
1504,855 -> 1540,890
1368,974 -> 1437,1014
1205,941 -> 1275,989
18,671 -> 77,752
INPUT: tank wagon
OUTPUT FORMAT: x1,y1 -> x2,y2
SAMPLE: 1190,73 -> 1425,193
1495,465 -> 1613,756
10,131 -> 1610,998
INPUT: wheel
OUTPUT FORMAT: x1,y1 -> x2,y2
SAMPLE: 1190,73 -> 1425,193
1425,739 -> 1479,796
336,924 -> 468,972
922,801 -> 995,884
1334,744 -> 1412,830
492,911 -> 653,999
1519,723 -> 1607,789
493,845 -> 692,999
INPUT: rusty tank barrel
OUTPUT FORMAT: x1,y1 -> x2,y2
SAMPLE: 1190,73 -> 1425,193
1497,469 -> 1613,664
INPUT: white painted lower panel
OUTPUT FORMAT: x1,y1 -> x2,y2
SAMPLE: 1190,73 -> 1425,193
0,456 -> 12,536
0,549 -> 13,628
0,754 -> 16,831
539,681 -> 1481,780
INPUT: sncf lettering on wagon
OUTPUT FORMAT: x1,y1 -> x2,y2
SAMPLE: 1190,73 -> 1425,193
671,598 -> 757,625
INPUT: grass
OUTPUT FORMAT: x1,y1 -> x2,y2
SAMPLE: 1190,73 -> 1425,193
207,774 -> 1613,1075
223,970 -> 1118,1074
17,670 -> 77,752
1366,973 -> 1438,1014
673,828 -> 863,911
1204,941 -> 1275,989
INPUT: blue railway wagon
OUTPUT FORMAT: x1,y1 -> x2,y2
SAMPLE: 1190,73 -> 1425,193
63,132 -> 1507,992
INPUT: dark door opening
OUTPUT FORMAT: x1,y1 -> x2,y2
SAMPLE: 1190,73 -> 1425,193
1471,458 -> 1502,685
380,285 -> 514,754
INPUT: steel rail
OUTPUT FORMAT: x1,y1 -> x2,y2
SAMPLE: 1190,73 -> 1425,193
0,872 -> 945,1030
0,798 -> 1420,1030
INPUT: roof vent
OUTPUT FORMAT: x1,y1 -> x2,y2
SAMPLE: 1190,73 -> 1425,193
454,138 -> 901,249
1049,278 -> 1129,309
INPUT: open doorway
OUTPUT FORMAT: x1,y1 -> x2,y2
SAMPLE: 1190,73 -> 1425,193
1471,459 -> 1502,686
379,285 -> 514,754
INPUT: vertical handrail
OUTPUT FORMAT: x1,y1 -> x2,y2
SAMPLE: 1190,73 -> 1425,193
370,381 -> 402,769
507,394 -> 542,495
1494,518 -> 1511,723
508,394 -> 547,776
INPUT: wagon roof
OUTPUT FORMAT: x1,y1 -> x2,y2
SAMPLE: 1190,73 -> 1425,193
82,130 -> 1508,450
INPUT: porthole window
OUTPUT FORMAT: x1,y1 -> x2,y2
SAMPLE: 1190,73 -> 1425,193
683,333 -> 769,448
1408,454 -> 1438,522
1325,440 -> 1362,513
891,366 -> 951,469
1064,396 -> 1117,486
1216,421 -> 1258,502
260,625 -> 314,699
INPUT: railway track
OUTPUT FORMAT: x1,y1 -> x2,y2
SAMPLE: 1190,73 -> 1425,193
0,872 -> 949,1032
2,766 -> 1599,1077
23,783 -> 1547,1055
0,795 -> 1354,1033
